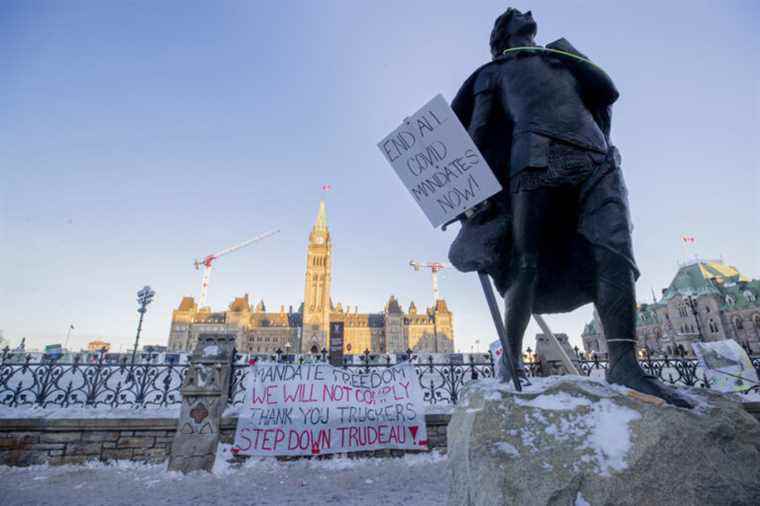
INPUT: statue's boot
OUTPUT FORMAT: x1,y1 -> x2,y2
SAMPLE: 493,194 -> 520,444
606,340 -> 693,409
594,249 -> 692,408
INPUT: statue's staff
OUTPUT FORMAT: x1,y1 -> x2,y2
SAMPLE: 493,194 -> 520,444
460,208 -> 523,391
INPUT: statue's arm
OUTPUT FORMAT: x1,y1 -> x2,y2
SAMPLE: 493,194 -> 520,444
468,70 -> 513,185
468,79 -> 496,147
451,69 -> 479,128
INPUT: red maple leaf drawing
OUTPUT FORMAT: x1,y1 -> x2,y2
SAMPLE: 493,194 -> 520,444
311,442 -> 320,455
409,425 -> 419,440
248,358 -> 257,366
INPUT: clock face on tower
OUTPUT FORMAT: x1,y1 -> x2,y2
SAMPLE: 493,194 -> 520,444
315,236 -> 324,245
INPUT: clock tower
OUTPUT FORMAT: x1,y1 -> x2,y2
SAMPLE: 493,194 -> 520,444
302,200 -> 332,353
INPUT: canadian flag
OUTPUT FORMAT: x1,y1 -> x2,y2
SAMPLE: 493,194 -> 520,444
681,235 -> 695,244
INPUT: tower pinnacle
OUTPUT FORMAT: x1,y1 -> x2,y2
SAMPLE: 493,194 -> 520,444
314,200 -> 328,231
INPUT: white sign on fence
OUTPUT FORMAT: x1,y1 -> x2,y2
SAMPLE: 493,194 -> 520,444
377,94 -> 502,228
692,340 -> 759,393
489,339 -> 504,380
233,362 -> 428,456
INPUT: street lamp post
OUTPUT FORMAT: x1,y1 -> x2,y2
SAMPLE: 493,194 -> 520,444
684,295 -> 704,343
131,286 -> 156,367
64,324 -> 75,351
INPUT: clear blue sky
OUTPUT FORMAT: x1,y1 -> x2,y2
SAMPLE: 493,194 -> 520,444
1,1 -> 758,353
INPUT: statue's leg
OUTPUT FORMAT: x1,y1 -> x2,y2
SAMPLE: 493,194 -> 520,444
593,247 -> 692,408
504,187 -> 552,375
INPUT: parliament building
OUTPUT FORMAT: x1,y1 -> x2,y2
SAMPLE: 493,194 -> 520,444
167,202 -> 454,355
582,259 -> 760,357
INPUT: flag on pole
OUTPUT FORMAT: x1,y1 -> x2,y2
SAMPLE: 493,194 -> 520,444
681,235 -> 695,244
321,184 -> 332,192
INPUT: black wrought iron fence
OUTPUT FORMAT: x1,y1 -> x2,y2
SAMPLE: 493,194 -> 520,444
227,351 -> 496,407
2,347 -> 758,410
0,351 -> 187,409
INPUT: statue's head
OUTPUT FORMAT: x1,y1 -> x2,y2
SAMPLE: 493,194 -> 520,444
489,7 -> 537,58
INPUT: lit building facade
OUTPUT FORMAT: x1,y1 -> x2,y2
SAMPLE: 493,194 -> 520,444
167,202 -> 454,355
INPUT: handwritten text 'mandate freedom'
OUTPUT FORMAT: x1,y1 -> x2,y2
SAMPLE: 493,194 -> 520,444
251,363 -> 409,389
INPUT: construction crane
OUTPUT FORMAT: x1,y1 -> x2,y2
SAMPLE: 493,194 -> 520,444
194,230 -> 279,307
409,260 -> 448,304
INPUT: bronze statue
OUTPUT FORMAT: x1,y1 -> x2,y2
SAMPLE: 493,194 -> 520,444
449,7 -> 691,407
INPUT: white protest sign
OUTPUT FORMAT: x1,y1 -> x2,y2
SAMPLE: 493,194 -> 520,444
692,340 -> 759,393
233,361 -> 428,456
378,94 -> 502,228
489,339 -> 504,380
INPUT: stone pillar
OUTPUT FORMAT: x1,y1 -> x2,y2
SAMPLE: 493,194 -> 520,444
534,333 -> 579,376
167,334 -> 235,473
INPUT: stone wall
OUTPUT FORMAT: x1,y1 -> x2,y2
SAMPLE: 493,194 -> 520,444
0,418 -> 177,466
0,414 -> 451,467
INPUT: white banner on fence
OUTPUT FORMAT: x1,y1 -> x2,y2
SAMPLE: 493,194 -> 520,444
377,94 -> 502,228
233,362 -> 428,456
692,340 -> 759,393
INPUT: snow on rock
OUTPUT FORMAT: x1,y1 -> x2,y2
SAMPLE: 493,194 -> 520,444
448,376 -> 760,506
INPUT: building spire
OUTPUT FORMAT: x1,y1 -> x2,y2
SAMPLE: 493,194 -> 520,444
314,200 -> 328,231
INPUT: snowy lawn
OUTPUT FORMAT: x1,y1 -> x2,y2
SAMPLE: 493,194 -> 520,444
1,449 -> 448,506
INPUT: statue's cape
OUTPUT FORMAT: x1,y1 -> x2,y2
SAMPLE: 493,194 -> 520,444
449,40 -> 636,313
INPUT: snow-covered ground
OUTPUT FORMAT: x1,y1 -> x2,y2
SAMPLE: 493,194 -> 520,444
1,449 -> 448,506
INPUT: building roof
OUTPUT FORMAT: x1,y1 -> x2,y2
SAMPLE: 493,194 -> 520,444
386,295 -> 403,314
582,319 -> 599,336
433,299 -> 450,313
228,294 -> 250,312
177,297 -> 197,312
662,259 -> 749,301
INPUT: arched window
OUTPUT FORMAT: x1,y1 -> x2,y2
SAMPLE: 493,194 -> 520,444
708,319 -> 718,333
705,305 -> 710,313
726,295 -> 735,306
754,314 -> 760,329
734,317 -> 744,330
744,290 -> 756,302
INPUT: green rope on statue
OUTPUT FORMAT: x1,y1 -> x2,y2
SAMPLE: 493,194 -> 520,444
502,46 -> 610,76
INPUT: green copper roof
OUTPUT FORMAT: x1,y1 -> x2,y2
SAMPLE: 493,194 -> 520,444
661,260 -> 746,301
